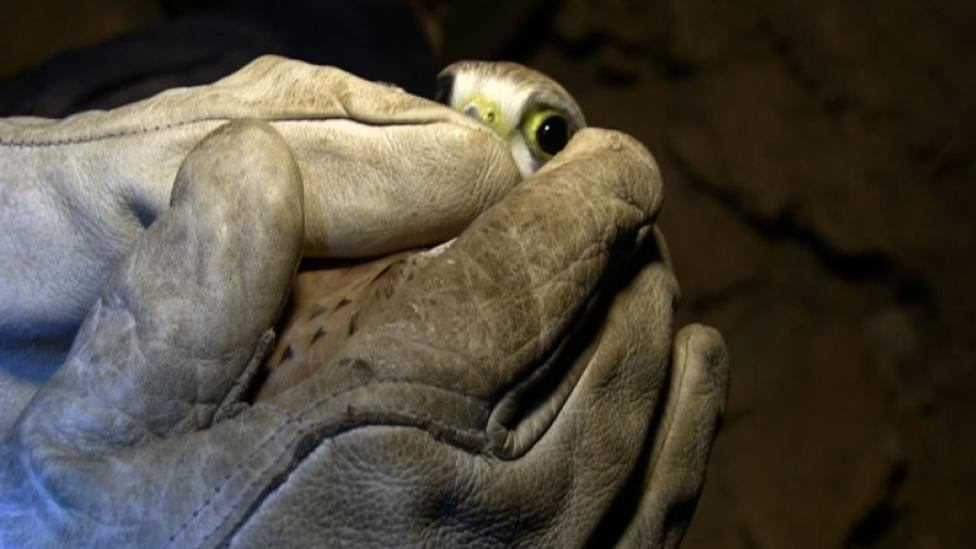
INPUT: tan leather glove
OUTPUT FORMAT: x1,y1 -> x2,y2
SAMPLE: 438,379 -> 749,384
0,55 -> 519,433
0,56 -> 727,548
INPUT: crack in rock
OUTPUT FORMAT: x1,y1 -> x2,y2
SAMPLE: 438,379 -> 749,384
668,149 -> 937,316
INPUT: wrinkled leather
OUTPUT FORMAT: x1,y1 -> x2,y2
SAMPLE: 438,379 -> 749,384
0,54 -> 519,341
0,55 -> 521,435
0,56 -> 728,548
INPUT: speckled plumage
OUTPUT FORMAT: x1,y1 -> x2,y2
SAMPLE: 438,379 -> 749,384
257,252 -> 407,400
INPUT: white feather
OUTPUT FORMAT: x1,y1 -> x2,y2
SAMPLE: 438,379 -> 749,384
450,71 -> 529,138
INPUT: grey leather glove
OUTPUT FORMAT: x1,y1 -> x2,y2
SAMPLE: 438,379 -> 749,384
0,57 -> 728,548
0,56 -> 520,434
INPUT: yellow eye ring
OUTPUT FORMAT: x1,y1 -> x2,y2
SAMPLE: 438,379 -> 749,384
522,109 -> 570,159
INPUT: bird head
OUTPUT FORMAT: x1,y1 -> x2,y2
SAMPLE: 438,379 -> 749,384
435,61 -> 586,177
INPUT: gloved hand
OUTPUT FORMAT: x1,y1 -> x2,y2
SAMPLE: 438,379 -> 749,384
0,56 -> 728,548
0,55 -> 521,433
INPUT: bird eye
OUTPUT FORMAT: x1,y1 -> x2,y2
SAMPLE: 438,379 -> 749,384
535,115 -> 568,156
522,109 -> 570,160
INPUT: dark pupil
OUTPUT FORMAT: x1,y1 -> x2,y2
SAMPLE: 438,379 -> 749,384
536,116 -> 569,156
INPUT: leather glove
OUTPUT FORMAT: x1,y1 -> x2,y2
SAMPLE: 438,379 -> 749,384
0,56 -> 728,547
0,55 -> 520,434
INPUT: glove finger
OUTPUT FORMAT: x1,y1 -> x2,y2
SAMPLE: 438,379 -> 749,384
612,324 -> 730,548
0,120 -> 303,544
30,118 -> 302,433
462,226 -> 682,546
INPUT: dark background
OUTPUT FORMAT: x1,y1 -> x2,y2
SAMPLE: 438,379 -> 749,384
2,1 -> 973,547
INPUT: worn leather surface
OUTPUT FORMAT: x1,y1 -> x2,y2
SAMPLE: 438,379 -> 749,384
0,57 -> 728,547
0,54 -> 518,340
0,55 -> 520,435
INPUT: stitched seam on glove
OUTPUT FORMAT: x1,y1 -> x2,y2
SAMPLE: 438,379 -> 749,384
291,378 -> 488,416
170,413 -> 485,546
167,380 -> 488,546
484,219 -> 652,459
0,117 -> 456,148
